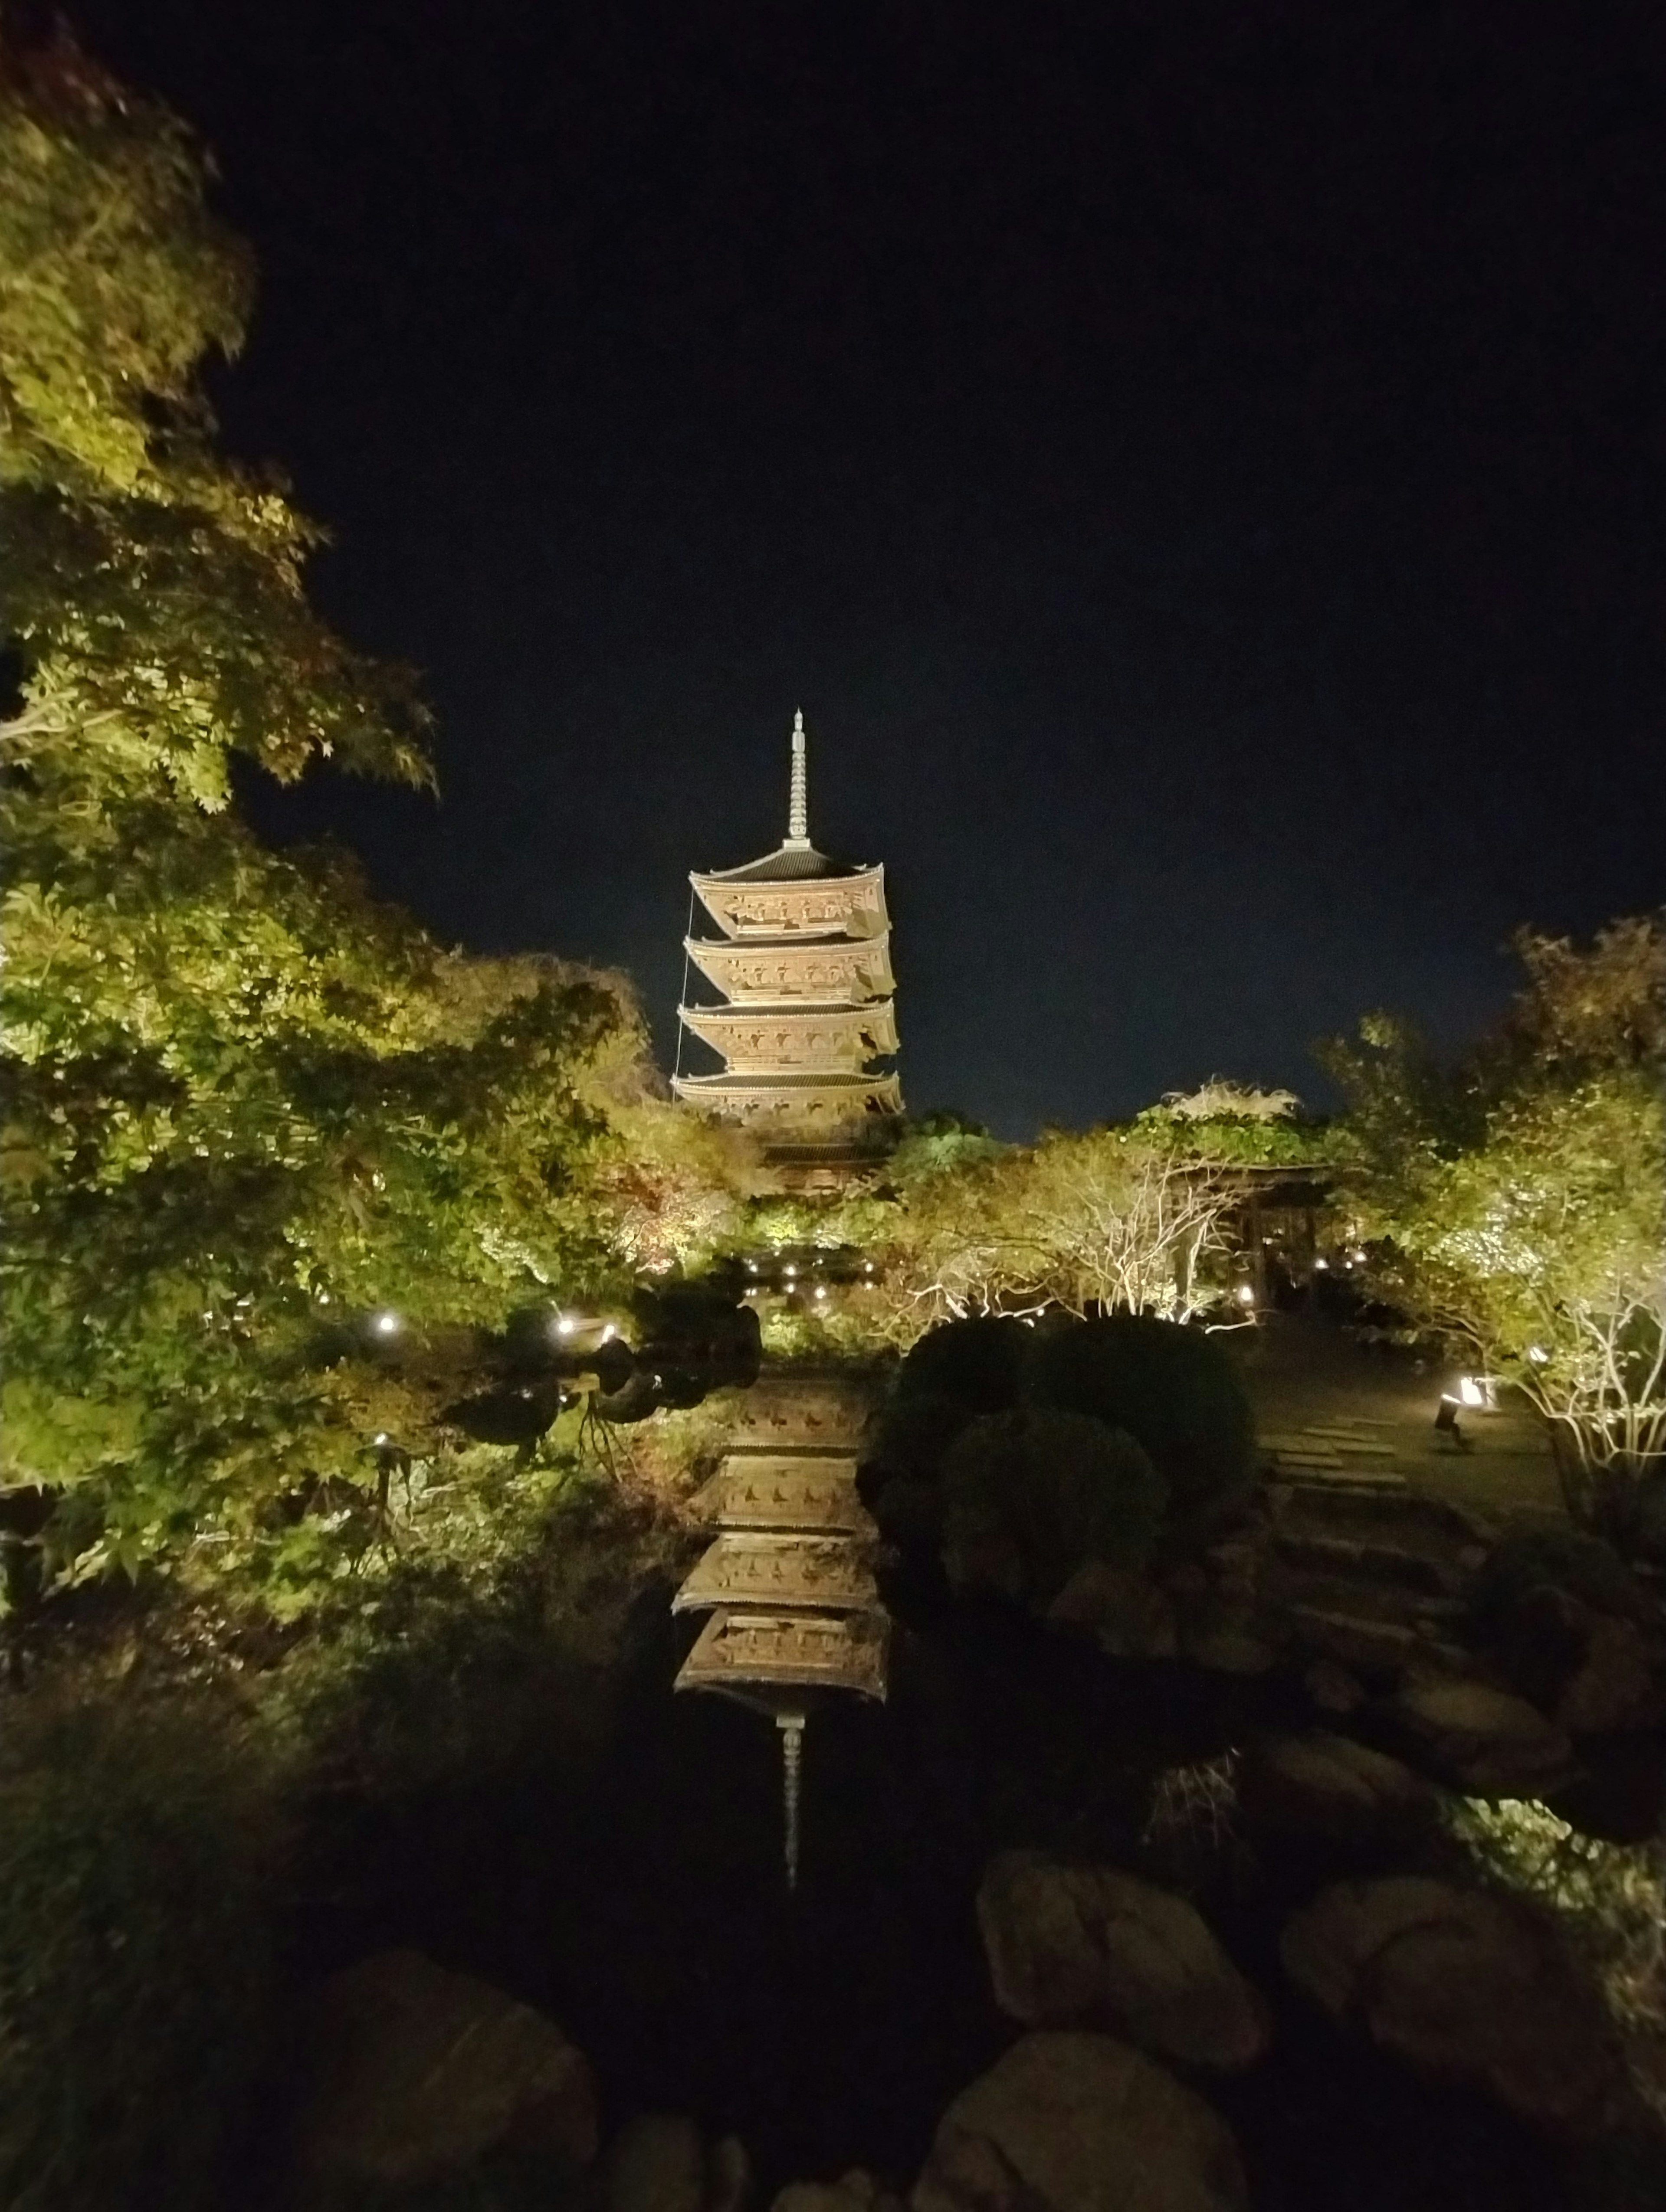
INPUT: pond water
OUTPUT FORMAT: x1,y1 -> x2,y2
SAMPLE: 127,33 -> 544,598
291,1585 -> 1597,2212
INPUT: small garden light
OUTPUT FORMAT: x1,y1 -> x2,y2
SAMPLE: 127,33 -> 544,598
373,1311 -> 401,1337
1235,1284 -> 1256,1307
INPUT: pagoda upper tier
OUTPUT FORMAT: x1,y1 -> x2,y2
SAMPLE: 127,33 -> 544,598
684,931 -> 895,1007
673,711 -> 902,1166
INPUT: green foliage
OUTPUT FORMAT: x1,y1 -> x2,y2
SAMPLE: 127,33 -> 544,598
0,1688 -> 283,2212
819,1106 -> 1316,1346
271,1479 -> 672,1801
1028,1314 -> 1256,1531
1447,1798 -> 1666,2043
940,1408 -> 1167,1606
0,29 -> 748,1614
1324,917 -> 1666,1540
899,1315 -> 1033,1413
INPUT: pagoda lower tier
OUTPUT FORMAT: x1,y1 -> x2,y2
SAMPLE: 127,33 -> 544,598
678,1000 -> 899,1074
670,1069 -> 902,1134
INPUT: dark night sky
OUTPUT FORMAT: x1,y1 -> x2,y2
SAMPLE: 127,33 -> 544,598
79,0 -> 1666,1134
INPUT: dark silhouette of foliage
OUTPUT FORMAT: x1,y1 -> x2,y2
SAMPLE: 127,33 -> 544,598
898,1314 -> 1033,1414
939,1408 -> 1167,1607
1028,1313 -> 1256,1531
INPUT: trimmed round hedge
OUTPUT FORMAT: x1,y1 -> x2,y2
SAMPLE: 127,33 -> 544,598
1027,1313 -> 1255,1532
898,1315 -> 1033,1414
939,1408 -> 1167,1608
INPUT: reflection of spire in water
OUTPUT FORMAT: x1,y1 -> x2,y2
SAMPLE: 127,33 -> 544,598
777,1710 -> 804,1888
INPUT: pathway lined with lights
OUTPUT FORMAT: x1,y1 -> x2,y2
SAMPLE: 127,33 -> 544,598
672,1369 -> 889,1887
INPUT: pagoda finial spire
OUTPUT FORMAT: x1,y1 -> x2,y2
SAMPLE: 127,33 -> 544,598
785,708 -> 810,848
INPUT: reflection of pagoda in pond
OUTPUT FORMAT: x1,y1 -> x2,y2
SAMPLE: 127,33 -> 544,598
673,712 -> 902,1179
674,1372 -> 889,1887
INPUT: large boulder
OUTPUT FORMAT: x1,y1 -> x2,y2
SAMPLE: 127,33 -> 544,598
1237,1731 -> 1436,1850
606,2114 -> 707,2212
1554,1613 -> 1666,1735
1381,1679 -> 1577,1796
775,2171 -> 903,2212
1280,1877 -> 1625,2137
290,1948 -> 597,2197
976,1851 -> 1269,2070
912,2031 -> 1248,2212
1046,1561 -> 1178,1659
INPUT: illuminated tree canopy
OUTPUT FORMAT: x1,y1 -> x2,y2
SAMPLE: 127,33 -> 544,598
0,30 -> 740,1613
1325,916 -> 1666,1540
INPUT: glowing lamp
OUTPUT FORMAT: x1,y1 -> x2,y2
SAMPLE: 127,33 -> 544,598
373,1311 -> 401,1336
1235,1284 -> 1256,1307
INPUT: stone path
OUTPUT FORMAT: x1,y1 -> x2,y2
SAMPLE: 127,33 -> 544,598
1236,1315 -> 1566,1527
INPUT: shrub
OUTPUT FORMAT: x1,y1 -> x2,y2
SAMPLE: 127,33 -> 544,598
870,1389 -> 977,1482
939,1409 -> 1167,1607
0,1690 -> 284,2212
1028,1315 -> 1255,1531
898,1316 -> 1033,1414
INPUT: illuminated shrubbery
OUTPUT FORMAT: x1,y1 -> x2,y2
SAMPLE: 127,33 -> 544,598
1326,919 -> 1666,1548
1447,1797 -> 1666,2112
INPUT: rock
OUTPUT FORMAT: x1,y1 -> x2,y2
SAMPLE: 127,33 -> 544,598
976,1849 -> 1269,2070
1384,1679 -> 1577,1796
1554,1613 -> 1666,1734
606,2115 -> 706,2212
1489,1583 -> 1593,1709
1288,1604 -> 1426,1679
776,2172 -> 902,2212
292,1948 -> 597,2196
708,2136 -> 753,2212
1238,1732 -> 1436,1848
912,2030 -> 1248,2212
1280,1877 -> 1625,2137
1047,1561 -> 1178,1659
1184,1622 -> 1279,1675
1304,1658 -> 1366,1714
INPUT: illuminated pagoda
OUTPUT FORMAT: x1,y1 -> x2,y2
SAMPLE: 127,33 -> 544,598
673,712 -> 902,1176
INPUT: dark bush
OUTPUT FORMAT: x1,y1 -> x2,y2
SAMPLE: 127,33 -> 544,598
0,1691 -> 283,2212
869,1389 -> 978,1485
1027,1314 -> 1255,1532
898,1316 -> 1033,1414
939,1409 -> 1167,1607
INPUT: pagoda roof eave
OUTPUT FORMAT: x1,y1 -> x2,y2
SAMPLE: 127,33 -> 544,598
673,1072 -> 901,1094
682,929 -> 891,959
693,847 -> 878,885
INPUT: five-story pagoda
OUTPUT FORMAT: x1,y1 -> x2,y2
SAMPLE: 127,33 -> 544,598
674,713 -> 902,1176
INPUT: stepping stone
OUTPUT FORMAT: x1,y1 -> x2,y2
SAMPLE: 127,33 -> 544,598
1279,1470 -> 1410,1499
